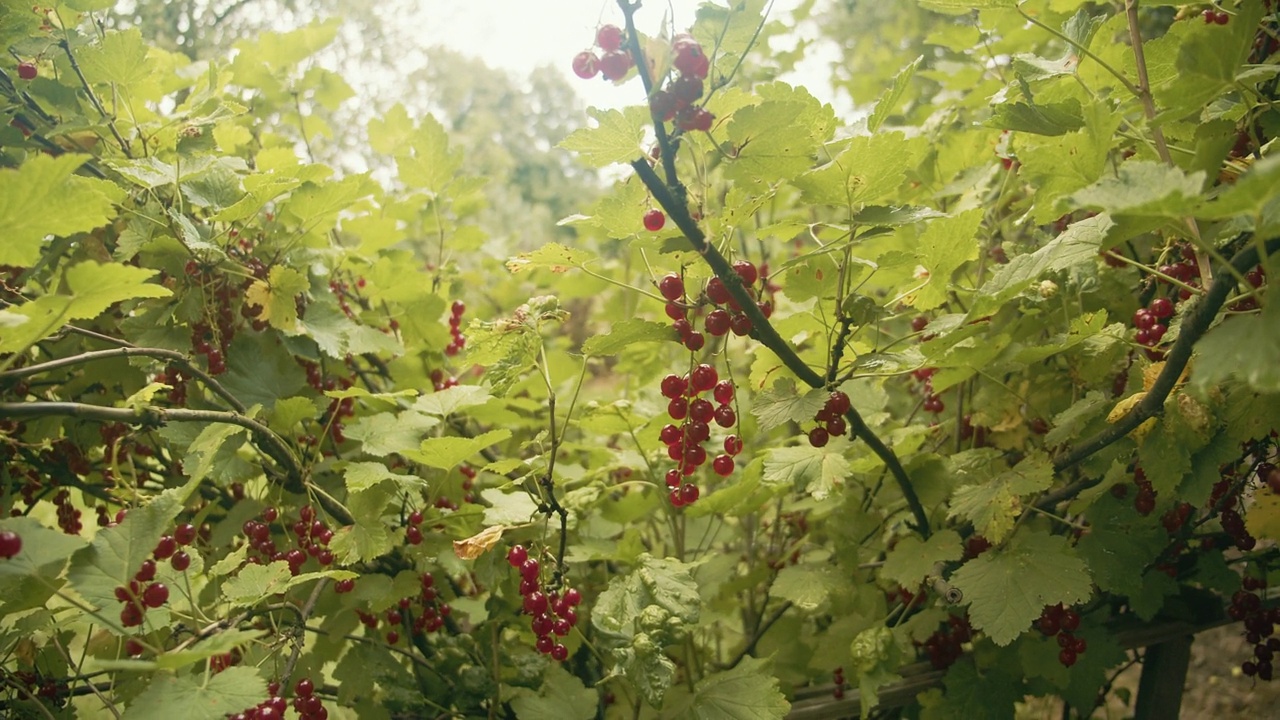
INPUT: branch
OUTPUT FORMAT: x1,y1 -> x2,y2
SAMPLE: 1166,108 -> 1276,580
630,158 -> 931,538
0,401 -> 303,492
1,345 -> 247,414
1039,234 -> 1280,508
57,38 -> 132,158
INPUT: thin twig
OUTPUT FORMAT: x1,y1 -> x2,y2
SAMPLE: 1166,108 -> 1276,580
57,38 -> 132,157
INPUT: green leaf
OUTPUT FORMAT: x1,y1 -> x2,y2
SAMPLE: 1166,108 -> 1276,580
267,397 -> 319,434
0,154 -> 123,266
725,84 -> 834,185
505,242 -> 595,274
344,411 -> 440,457
480,488 -> 540,526
1018,105 -> 1121,223
771,565 -> 842,612
918,659 -> 1022,720
1075,495 -> 1168,597
243,266 -> 307,332
64,261 -> 172,320
1196,154 -> 1280,219
910,209 -> 982,310
396,114 -> 463,192
508,664 -> 597,720
988,100 -> 1084,136
593,554 -> 700,641
881,529 -> 963,588
411,385 -> 492,416
951,530 -> 1092,646
1044,391 -> 1111,446
153,629 -> 266,670
794,132 -> 924,207
557,107 -> 646,168
331,484 -> 394,564
919,0 -> 1016,11
407,429 -> 511,470
582,319 -> 675,356
344,462 -> 399,492
280,175 -> 376,235
78,28 -> 152,87
762,440 -> 853,501
68,481 -> 199,633
750,378 -> 826,432
974,213 -> 1114,315
0,516 -> 88,614
1067,161 -> 1205,217
661,656 -> 790,720
868,56 -> 921,133
947,452 -> 1054,544
1191,301 -> 1280,394
221,561 -> 292,606
122,666 -> 265,720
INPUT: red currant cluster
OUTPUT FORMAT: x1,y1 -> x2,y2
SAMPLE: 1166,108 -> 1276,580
658,272 -> 705,351
8,671 -> 64,709
1202,7 -> 1231,24
659,364 -> 738,506
52,489 -> 82,534
919,614 -> 973,670
704,260 -> 768,337
831,666 -> 845,700
1037,603 -> 1086,667
355,572 -> 452,644
445,300 -> 467,356
0,529 -> 21,559
289,677 -> 329,720
1234,575 -> 1279,681
507,545 -> 581,662
1131,296 -> 1174,359
572,24 -> 634,82
1109,465 -> 1156,516
649,33 -> 713,132
184,260 -> 246,375
404,508 -> 424,545
429,368 -> 460,392
113,559 -> 170,628
155,364 -> 189,406
806,390 -> 851,448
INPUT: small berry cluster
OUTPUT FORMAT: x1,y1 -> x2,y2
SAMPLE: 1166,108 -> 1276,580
1131,297 -> 1173,357
507,545 -> 580,661
659,364 -> 738,506
920,615 -> 973,670
572,24 -> 634,82
649,34 -> 714,132
155,364 -> 189,407
1038,603 -> 1086,667
704,260 -> 768,338
113,560 -> 170,628
658,272 -> 706,351
185,260 -> 248,375
445,300 -> 467,356
806,391 -> 851,448
429,368 -> 460,392
403,508 -> 425,545
904,355 -> 945,417
52,489 -> 82,534
355,573 -> 452,644
831,666 -> 846,700
1202,7 -> 1231,24
289,677 -> 330,720
1109,465 -> 1156,516
0,530 -> 21,559
1234,575 -> 1280,681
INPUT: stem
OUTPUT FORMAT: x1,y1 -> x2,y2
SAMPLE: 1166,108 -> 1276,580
56,35 -> 131,157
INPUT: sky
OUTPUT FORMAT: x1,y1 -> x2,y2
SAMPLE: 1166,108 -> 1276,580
405,0 -> 845,115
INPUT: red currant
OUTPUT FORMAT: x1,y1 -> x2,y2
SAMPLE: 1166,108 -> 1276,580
0,530 -> 22,559
17,62 -> 36,80
599,50 -> 633,81
643,209 -> 666,231
596,24 -> 624,52
658,274 -> 684,301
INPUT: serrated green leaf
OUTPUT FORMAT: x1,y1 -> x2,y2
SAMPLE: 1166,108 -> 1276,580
794,132 -> 924,207
661,656 -> 790,720
0,154 -> 123,266
725,84 -> 833,185
344,411 -> 439,457
762,440 -> 853,500
1044,391 -> 1110,446
64,261 -> 171,321
153,629 -> 266,670
868,56 -> 921,133
411,385 -> 492,416
1075,495 -> 1167,597
1196,154 -> 1280,219
911,209 -> 982,310
0,516 -> 88,614
1068,161 -> 1205,217
952,531 -> 1092,646
771,565 -> 842,611
947,452 -> 1053,544
505,241 -> 595,273
1191,300 -> 1280,394
593,554 -> 700,641
1018,105 -> 1121,223
122,666 -> 265,720
750,378 -> 826,432
78,28 -> 152,87
509,664 -> 597,720
480,488 -> 540,526
974,213 -> 1113,315
557,107 -> 646,168
582,319 -> 675,356
881,529 -> 963,588
988,100 -> 1084,136
344,462 -> 399,492
267,397 -> 319,434
407,429 -> 511,470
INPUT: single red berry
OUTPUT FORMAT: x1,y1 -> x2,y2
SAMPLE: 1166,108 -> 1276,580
691,364 -> 718,392
596,24 -> 624,52
1133,309 -> 1156,330
17,62 -> 36,80
724,435 -> 743,456
408,510 -> 423,526
1149,297 -> 1174,319
826,416 -> 847,437
551,643 -> 570,661
668,397 -> 689,420
658,274 -> 684,301
599,50 -> 633,81
680,483 -> 700,503
153,535 -> 176,560
677,107 -> 714,132
520,557 -> 541,581
732,260 -> 758,286
705,309 -> 731,336
643,209 -> 666,231
1214,10 -> 1230,24
713,455 -> 734,476
826,391 -> 851,416
809,427 -> 830,448
650,90 -> 678,122
0,530 -> 22,559
684,333 -> 705,351
690,398 -> 714,423
170,551 -> 191,571
406,526 -> 423,544
714,405 -> 736,429
572,51 -> 600,79
1059,648 -> 1077,667
142,583 -> 169,608
713,380 -> 734,405
729,313 -> 753,336
564,588 -> 582,606
670,75 -> 704,106
706,277 -> 731,305
295,678 -> 315,697
174,523 -> 196,545
507,545 -> 528,568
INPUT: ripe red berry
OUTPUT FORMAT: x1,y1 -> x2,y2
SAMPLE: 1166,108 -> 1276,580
174,523 -> 196,545
596,24 -> 624,52
0,530 -> 22,559
551,643 -> 569,661
729,313 -> 752,336
17,62 -> 36,80
170,550 -> 191,571
680,483 -> 700,503
724,435 -> 743,456
809,427 -> 830,448
507,545 -> 528,568
713,454 -> 735,476
684,332 -> 705,351
658,274 -> 684,301
295,678 -> 315,697
673,40 -> 709,79
826,391 -> 851,416
690,398 -> 714,423
1059,648 -> 1078,667
1133,309 -> 1155,330
713,380 -> 734,405
142,583 -> 169,608
643,209 -> 666,231
691,364 -> 718,392
599,50 -> 633,81
677,107 -> 714,132
714,405 -> 736,428
670,75 -> 704,106
405,526 -> 423,545
705,309 -> 730,336
731,260 -> 758,286
1149,297 -> 1173,319
572,51 -> 600,79
650,90 -> 678,122
520,557 -> 540,581
153,535 -> 176,560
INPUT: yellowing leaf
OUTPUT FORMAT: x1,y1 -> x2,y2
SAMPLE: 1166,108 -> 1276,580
505,242 -> 594,274
453,525 -> 505,561
245,266 -> 309,332
1246,491 -> 1280,543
